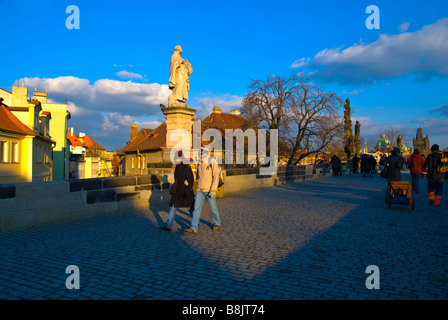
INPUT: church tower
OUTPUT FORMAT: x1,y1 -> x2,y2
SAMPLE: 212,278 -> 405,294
413,127 -> 429,157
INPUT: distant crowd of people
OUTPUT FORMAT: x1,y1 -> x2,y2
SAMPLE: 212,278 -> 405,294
362,145 -> 446,207
331,144 -> 447,207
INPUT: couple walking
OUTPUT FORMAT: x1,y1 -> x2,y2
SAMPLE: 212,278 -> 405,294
161,147 -> 221,234
408,144 -> 445,206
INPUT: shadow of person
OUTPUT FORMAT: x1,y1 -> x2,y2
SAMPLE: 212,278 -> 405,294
148,203 -> 166,227
147,173 -> 170,228
175,208 -> 214,231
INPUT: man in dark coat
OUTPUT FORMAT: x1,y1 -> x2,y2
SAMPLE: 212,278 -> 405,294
422,144 -> 445,206
385,147 -> 403,203
161,151 -> 194,231
330,155 -> 342,176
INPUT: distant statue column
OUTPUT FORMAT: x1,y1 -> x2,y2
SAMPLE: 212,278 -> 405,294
168,45 -> 193,107
397,135 -> 403,152
354,121 -> 361,155
343,98 -> 355,159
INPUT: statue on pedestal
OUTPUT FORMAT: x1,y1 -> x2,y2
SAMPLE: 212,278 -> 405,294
168,45 -> 192,107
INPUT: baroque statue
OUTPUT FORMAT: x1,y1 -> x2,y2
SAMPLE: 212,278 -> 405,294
168,45 -> 192,107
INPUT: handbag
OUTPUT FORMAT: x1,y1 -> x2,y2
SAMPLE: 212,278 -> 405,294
169,180 -> 178,195
218,167 -> 224,188
407,156 -> 413,169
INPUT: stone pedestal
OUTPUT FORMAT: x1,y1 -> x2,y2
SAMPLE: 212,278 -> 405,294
161,104 -> 197,163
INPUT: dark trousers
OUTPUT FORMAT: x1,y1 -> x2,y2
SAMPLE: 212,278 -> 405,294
385,182 -> 391,203
427,178 -> 444,200
411,173 -> 422,193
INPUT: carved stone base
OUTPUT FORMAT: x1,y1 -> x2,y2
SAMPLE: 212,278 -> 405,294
168,94 -> 189,108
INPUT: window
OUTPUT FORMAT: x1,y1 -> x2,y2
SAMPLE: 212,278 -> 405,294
142,156 -> 146,170
0,141 -> 8,162
44,147 -> 48,164
34,114 -> 39,132
35,144 -> 43,163
137,155 -> 141,169
131,156 -> 135,169
11,142 -> 19,163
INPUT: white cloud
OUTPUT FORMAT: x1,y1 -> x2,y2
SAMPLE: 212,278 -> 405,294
17,76 -> 94,97
342,89 -> 363,95
196,94 -> 243,118
115,70 -> 143,79
16,76 -> 170,114
290,57 -> 311,68
290,18 -> 448,84
102,116 -> 119,132
135,120 -> 162,129
399,22 -> 410,33
15,76 -> 170,149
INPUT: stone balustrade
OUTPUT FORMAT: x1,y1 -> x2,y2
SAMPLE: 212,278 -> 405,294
0,162 -> 352,232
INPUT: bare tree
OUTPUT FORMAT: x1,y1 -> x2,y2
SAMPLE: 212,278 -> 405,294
242,73 -> 344,166
384,128 -> 400,148
242,74 -> 296,131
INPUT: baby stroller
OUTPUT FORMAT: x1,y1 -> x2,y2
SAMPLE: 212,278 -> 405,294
387,181 -> 415,211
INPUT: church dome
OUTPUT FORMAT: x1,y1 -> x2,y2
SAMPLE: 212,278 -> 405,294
376,134 -> 390,147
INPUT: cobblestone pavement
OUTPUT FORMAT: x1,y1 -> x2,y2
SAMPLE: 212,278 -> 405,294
0,172 -> 447,300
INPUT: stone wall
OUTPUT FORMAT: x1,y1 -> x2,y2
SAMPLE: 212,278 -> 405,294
0,174 -> 173,232
224,162 -> 353,194
0,162 -> 352,232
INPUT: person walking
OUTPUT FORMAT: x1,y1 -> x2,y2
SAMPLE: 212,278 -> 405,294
422,144 -> 445,206
385,147 -> 404,203
379,154 -> 387,171
330,155 -> 342,176
161,151 -> 194,232
407,149 -> 425,193
185,147 -> 221,234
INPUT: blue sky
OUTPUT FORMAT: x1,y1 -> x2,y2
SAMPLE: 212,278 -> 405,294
1,0 -> 447,150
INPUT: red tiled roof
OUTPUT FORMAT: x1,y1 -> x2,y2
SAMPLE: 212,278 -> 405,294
201,112 -> 248,132
0,103 -> 36,136
67,131 -> 84,147
0,103 -> 55,144
121,124 -> 165,152
121,111 -> 248,153
200,112 -> 248,146
83,135 -> 105,150
67,131 -> 106,150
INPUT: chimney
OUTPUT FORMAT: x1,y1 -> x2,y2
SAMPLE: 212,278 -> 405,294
213,106 -> 221,114
33,91 -> 47,104
131,124 -> 138,141
11,86 -> 28,106
230,109 -> 241,116
70,127 -> 74,137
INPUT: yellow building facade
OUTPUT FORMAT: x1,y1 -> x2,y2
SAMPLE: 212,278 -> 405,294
0,86 -> 69,181
0,89 -> 55,184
